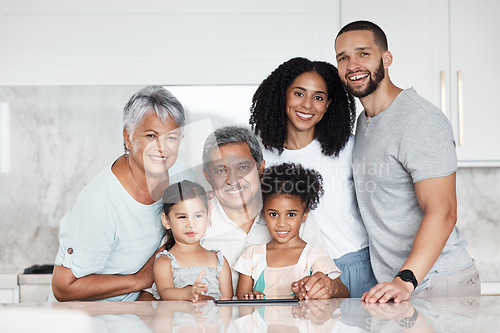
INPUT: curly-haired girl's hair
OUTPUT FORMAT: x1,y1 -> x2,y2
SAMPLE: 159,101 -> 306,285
162,180 -> 209,250
249,57 -> 355,156
260,163 -> 324,211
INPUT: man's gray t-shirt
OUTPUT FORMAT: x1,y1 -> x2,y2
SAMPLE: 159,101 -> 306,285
353,88 -> 473,292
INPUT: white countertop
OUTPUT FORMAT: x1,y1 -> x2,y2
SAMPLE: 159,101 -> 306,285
2,296 -> 500,332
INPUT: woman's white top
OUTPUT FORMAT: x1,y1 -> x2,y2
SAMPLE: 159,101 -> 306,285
263,137 -> 368,259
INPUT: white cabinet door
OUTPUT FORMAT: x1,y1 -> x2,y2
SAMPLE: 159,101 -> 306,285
0,289 -> 18,303
449,0 -> 500,164
0,0 -> 341,85
340,0 -> 500,165
0,275 -> 19,303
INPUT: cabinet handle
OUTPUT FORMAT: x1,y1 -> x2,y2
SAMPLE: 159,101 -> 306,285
440,70 -> 446,114
457,70 -> 464,146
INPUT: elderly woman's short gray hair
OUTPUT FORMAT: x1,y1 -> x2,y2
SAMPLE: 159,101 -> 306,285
123,86 -> 185,152
202,126 -> 263,173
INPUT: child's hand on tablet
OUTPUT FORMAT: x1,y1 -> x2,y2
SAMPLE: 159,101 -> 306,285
243,291 -> 264,299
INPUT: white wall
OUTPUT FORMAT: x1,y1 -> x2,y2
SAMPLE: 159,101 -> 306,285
0,0 -> 341,86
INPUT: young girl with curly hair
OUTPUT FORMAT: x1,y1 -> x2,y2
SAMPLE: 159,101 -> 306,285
249,57 -> 376,298
233,163 -> 345,299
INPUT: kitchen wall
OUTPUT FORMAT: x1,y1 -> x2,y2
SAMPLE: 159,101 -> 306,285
0,84 -> 254,272
0,85 -> 499,283
457,168 -> 500,281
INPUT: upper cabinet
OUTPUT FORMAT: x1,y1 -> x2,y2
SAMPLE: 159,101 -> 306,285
0,0 -> 341,86
448,0 -> 500,166
340,0 -> 500,166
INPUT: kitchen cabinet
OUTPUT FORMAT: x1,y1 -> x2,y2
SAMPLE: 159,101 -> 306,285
0,274 -> 51,303
0,275 -> 19,303
18,274 -> 52,303
0,0 -> 341,86
340,0 -> 500,166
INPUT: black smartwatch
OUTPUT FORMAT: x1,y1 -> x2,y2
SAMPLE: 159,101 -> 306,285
395,269 -> 418,290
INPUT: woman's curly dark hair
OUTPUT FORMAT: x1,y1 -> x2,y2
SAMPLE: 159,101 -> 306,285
260,162 -> 324,211
249,57 -> 356,156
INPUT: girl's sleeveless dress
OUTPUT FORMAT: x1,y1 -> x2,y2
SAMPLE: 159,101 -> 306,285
153,250 -> 224,299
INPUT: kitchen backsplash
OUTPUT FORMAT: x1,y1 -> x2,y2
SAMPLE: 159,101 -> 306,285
0,86 -> 499,281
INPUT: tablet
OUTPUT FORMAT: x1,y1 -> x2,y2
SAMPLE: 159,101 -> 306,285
214,296 -> 299,305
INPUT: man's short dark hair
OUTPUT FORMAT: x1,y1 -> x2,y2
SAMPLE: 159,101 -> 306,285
336,20 -> 388,52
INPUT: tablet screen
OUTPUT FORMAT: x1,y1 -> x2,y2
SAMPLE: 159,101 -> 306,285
214,296 -> 299,305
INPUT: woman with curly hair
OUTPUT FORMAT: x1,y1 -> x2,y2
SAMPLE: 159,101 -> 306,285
249,57 -> 376,298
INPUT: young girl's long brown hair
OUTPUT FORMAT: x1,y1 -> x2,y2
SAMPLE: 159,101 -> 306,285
162,180 -> 209,250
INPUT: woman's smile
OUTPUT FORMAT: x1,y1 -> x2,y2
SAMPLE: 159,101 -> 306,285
148,154 -> 169,164
295,111 -> 314,121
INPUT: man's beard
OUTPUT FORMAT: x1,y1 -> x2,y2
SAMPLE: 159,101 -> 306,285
345,59 -> 385,98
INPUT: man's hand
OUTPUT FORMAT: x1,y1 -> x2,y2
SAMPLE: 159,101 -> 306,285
361,278 -> 413,303
292,272 -> 347,300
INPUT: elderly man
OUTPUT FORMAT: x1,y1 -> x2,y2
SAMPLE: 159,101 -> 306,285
200,126 -> 347,298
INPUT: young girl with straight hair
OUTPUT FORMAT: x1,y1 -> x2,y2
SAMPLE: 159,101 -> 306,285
153,180 -> 233,301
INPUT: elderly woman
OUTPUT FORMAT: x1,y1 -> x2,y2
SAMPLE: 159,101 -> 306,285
51,86 -> 195,302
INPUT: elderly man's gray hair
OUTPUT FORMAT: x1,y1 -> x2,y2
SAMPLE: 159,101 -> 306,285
202,126 -> 263,173
123,86 -> 185,152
